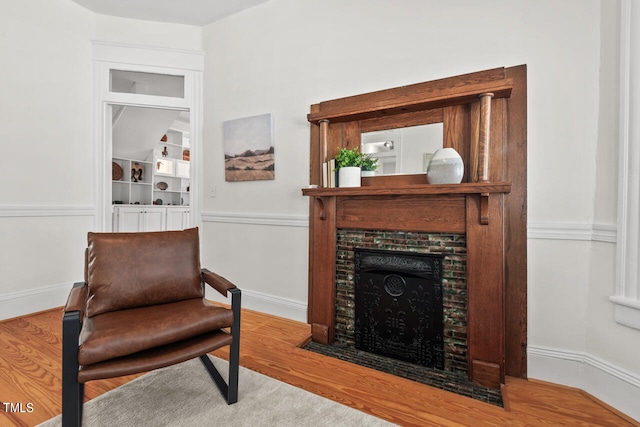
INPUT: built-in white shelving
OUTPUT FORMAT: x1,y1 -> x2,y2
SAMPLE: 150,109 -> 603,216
112,128 -> 191,231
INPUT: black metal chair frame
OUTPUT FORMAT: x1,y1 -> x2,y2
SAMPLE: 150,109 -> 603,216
62,272 -> 241,427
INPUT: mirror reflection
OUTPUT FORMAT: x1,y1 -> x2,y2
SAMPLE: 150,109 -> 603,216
361,123 -> 443,175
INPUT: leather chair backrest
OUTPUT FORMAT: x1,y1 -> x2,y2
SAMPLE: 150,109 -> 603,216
85,227 -> 203,317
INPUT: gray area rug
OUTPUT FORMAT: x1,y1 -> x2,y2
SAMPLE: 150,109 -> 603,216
38,356 -> 395,426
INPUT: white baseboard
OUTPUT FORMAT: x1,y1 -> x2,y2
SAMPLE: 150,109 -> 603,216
205,287 -> 307,323
0,283 -> 72,321
1,281 -> 308,324
528,345 -> 640,421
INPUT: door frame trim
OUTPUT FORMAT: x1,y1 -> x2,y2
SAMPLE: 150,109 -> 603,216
92,41 -> 204,231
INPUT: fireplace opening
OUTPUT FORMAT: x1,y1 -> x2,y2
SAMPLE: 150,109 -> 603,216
354,249 -> 444,369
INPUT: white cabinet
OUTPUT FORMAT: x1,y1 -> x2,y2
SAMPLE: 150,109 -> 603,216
166,207 -> 191,231
113,206 -> 189,232
143,207 -> 166,231
117,206 -> 143,232
115,206 -> 167,232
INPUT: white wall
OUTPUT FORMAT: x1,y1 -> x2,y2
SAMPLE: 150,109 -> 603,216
0,1 -> 201,319
1,0 -> 638,420
201,0 -> 639,419
0,0 -> 95,318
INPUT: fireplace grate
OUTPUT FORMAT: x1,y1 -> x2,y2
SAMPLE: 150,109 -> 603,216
354,249 -> 444,369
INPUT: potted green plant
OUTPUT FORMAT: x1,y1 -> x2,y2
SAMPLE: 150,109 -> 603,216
335,147 -> 363,187
360,153 -> 379,177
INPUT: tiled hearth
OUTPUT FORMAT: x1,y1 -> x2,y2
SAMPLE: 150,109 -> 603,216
304,341 -> 503,406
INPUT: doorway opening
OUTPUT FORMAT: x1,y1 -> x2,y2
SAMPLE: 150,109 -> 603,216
110,105 -> 191,232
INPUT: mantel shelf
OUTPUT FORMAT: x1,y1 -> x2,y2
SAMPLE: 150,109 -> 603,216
302,181 -> 511,198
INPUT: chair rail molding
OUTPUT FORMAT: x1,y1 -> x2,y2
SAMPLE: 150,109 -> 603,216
201,214 -> 615,240
528,222 -> 616,243
201,211 -> 308,228
613,0 -> 640,330
0,205 -> 95,218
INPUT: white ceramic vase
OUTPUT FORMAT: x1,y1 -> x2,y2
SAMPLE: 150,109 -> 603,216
339,166 -> 362,187
426,148 -> 464,184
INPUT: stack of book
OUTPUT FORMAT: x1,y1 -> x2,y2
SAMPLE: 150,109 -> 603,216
321,159 -> 338,188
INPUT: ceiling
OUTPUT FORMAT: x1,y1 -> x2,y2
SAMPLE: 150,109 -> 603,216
70,0 -> 268,26
112,106 -> 181,160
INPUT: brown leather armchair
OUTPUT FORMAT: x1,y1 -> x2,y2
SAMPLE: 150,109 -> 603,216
62,227 -> 240,427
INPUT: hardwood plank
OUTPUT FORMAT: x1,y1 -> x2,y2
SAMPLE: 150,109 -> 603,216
505,377 -> 635,427
0,308 -> 636,426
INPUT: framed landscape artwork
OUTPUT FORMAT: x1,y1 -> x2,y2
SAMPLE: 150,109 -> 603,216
223,113 -> 275,182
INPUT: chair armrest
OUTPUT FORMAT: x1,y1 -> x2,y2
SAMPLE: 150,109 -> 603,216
63,282 -> 87,318
202,268 -> 237,298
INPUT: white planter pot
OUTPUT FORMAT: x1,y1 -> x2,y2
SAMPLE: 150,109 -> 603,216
338,167 -> 362,187
426,148 -> 464,184
361,170 -> 376,177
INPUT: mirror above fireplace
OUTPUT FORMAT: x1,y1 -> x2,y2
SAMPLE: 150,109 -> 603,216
361,123 -> 443,175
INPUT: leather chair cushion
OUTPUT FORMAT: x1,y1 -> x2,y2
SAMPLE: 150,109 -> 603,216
78,298 -> 234,366
86,228 -> 203,317
78,330 -> 234,383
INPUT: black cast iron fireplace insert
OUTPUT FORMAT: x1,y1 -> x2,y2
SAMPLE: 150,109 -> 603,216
354,248 -> 444,369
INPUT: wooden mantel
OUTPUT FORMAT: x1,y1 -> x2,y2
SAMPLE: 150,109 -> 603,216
302,182 -> 511,197
303,66 -> 527,389
303,182 -> 511,226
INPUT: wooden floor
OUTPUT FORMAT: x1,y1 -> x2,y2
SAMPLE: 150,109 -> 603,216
0,308 -> 637,427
